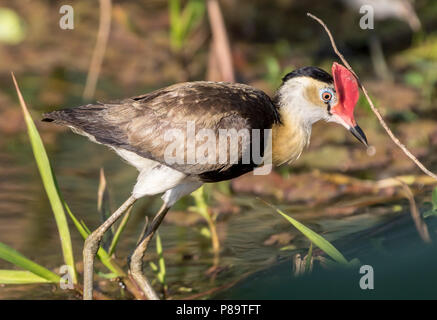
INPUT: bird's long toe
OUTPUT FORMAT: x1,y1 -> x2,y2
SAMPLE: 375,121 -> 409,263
130,244 -> 159,300
83,234 -> 102,300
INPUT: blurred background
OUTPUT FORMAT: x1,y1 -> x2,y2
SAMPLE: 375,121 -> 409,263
0,0 -> 437,299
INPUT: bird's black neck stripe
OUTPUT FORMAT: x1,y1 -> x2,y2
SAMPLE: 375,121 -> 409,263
282,66 -> 333,84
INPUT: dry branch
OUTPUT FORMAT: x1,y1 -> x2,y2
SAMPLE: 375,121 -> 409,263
307,13 -> 437,181
398,180 -> 431,243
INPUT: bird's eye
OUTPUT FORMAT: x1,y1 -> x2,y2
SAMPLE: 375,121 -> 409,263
320,88 -> 334,103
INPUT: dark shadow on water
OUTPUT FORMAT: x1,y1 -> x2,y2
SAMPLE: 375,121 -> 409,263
214,213 -> 437,299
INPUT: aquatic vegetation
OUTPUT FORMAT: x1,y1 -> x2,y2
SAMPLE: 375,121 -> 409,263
149,233 -> 168,297
191,186 -> 220,268
0,75 -> 77,286
1,75 -> 229,298
424,187 -> 437,218
0,75 -> 144,299
1,1 -> 437,300
261,199 -> 351,266
264,56 -> 293,92
169,0 -> 205,52
108,206 -> 133,256
0,242 -> 60,284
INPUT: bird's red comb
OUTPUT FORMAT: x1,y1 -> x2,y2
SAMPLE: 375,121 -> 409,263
332,62 -> 359,125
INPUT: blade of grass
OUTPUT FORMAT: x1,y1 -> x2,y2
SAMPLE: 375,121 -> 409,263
80,220 -> 92,235
169,0 -> 182,50
62,201 -> 123,276
149,233 -> 167,297
180,0 -> 205,41
98,168 -> 113,251
65,201 -> 145,298
149,261 -> 158,272
11,73 -> 145,299
0,242 -> 60,283
0,270 -> 53,284
108,206 -> 132,256
11,73 -> 77,284
156,233 -> 166,287
260,199 -> 349,265
63,201 -> 90,239
169,0 -> 205,51
191,186 -> 220,267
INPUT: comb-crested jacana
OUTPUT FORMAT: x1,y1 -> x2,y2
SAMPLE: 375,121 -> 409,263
42,62 -> 367,300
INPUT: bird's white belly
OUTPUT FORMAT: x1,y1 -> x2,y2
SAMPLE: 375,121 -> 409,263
113,147 -> 202,206
113,147 -> 159,172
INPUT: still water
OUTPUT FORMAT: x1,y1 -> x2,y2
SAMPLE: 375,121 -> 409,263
0,130 -> 436,299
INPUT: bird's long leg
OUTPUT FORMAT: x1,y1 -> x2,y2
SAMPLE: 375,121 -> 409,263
83,195 -> 137,300
130,202 -> 170,300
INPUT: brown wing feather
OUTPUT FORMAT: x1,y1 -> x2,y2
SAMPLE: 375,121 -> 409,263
42,81 -> 279,180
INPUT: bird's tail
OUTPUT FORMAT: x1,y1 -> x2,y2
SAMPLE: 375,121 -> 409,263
41,110 -> 69,124
41,104 -> 105,126
41,104 -> 129,148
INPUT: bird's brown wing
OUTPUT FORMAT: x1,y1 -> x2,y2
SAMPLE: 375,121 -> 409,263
43,81 -> 279,181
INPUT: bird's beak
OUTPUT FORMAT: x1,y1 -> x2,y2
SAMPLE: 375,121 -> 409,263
331,62 -> 368,147
349,124 -> 368,146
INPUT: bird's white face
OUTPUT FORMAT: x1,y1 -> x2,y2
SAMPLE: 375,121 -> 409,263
278,77 -> 327,121
276,63 -> 367,146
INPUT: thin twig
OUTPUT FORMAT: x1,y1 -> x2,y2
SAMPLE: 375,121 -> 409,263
307,13 -> 437,181
397,179 -> 431,243
83,0 -> 112,100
